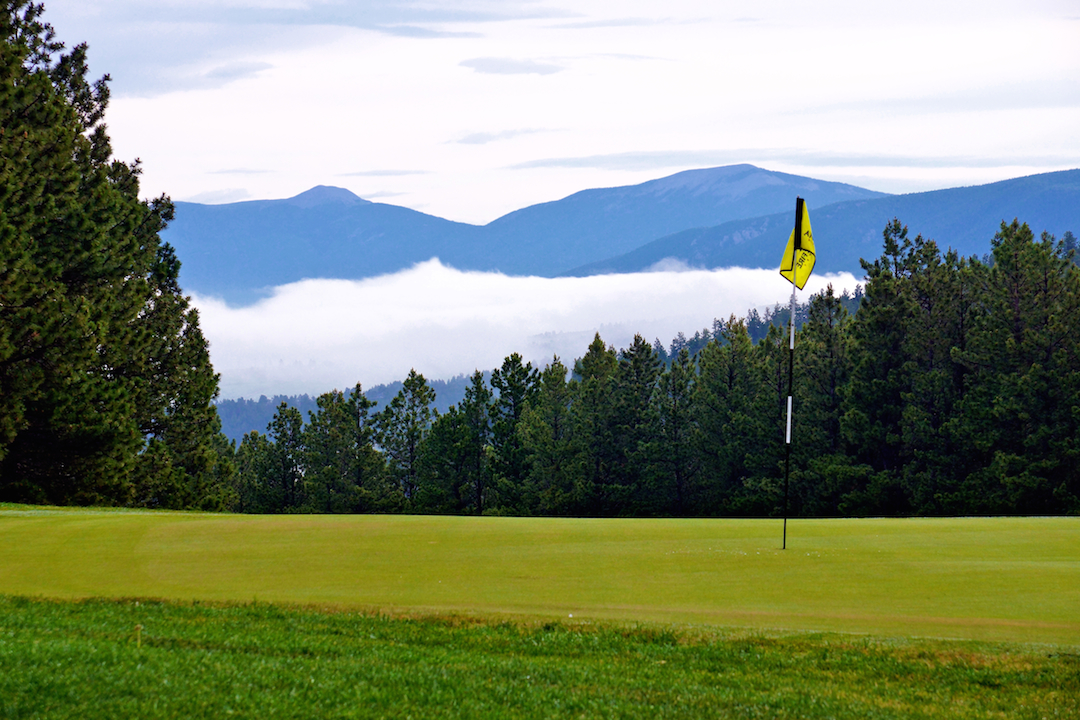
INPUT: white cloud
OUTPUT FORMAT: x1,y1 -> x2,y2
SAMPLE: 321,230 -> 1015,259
457,128 -> 548,144
645,257 -> 694,272
459,57 -> 564,75
208,168 -> 273,174
194,259 -> 859,398
181,188 -> 251,203
203,61 -> 274,82
338,170 -> 430,176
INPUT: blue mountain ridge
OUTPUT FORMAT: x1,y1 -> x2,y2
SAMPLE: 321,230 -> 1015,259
162,164 -> 886,305
565,169 -> 1080,276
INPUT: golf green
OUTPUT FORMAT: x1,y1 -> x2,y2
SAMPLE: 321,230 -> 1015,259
2,507 -> 1077,645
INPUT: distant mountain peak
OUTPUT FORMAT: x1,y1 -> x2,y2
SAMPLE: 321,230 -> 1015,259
640,164 -> 877,200
641,164 -> 776,196
285,185 -> 370,209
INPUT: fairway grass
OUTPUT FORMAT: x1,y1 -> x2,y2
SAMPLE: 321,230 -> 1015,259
1,507 -> 1078,645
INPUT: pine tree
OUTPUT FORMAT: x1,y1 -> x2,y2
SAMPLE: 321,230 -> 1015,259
376,369 -> 436,505
695,317 -> 766,514
0,2 -> 227,506
838,219 -> 916,514
234,430 -> 274,513
419,371 -> 492,514
893,240 -> 980,514
611,334 -> 661,513
790,285 -> 855,515
302,384 -> 386,513
267,403 -> 304,512
648,348 -> 699,515
489,353 -> 538,512
569,334 -> 619,515
518,356 -> 578,515
1063,230 -> 1077,266
955,221 -> 1080,513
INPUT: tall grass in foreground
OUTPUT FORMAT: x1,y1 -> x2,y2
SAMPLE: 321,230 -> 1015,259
1,596 -> 1076,719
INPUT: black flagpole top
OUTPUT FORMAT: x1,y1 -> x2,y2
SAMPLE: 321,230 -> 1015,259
794,197 -> 804,252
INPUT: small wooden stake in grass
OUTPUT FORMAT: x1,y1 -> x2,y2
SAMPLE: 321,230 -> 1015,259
135,624 -> 142,648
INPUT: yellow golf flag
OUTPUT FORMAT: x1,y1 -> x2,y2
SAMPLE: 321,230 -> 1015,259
779,197 -> 816,289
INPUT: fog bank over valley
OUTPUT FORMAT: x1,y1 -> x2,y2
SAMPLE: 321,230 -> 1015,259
194,260 -> 858,399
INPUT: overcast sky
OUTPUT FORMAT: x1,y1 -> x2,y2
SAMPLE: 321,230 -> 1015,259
43,0 -> 1080,224
37,0 -> 1080,397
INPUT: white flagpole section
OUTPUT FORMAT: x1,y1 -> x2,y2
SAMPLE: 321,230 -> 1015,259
786,396 -> 793,444
789,282 -> 797,351
787,279 -> 796,440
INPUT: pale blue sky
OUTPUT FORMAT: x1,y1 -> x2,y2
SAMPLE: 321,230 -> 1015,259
43,0 -> 1080,223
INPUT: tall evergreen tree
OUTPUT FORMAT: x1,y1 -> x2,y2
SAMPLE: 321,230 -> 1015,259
647,348 -> 699,515
376,369 -> 436,505
569,334 -> 619,515
894,241 -> 981,513
1062,230 -> 1077,266
0,2 -> 228,506
125,245 -> 234,510
302,384 -> 387,513
611,334 -> 661,513
419,371 -> 492,514
790,285 -> 855,515
695,317 -> 769,514
839,220 -> 917,514
416,408 -> 469,513
955,221 -> 1080,513
266,403 -> 304,512
489,353 -> 538,512
518,356 -> 577,515
233,430 -> 274,513
797,285 -> 851,457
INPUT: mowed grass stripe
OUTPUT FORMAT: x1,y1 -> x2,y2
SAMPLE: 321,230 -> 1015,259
2,509 -> 1077,645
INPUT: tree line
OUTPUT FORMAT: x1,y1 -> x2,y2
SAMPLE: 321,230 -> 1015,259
212,299 -> 862,445
231,220 -> 1080,517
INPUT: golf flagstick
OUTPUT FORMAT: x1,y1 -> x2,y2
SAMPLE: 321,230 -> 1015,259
778,197 -> 816,549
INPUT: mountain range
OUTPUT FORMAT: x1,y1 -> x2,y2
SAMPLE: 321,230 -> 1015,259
570,169 -> 1080,276
162,165 -> 1080,305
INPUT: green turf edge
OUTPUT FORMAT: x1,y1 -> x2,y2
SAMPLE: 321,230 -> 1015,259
2,594 -> 1079,720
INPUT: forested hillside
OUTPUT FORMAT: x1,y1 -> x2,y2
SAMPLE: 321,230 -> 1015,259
0,3 -> 233,508
231,221 -> 1080,517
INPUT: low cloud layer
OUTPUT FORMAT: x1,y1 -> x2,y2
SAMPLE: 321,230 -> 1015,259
459,57 -> 564,75
457,128 -> 547,145
181,188 -> 251,204
508,149 -> 1080,172
193,260 -> 859,399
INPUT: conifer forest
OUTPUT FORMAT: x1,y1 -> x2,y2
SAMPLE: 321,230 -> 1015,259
2,1 -> 1078,518
227,220 -> 1080,518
